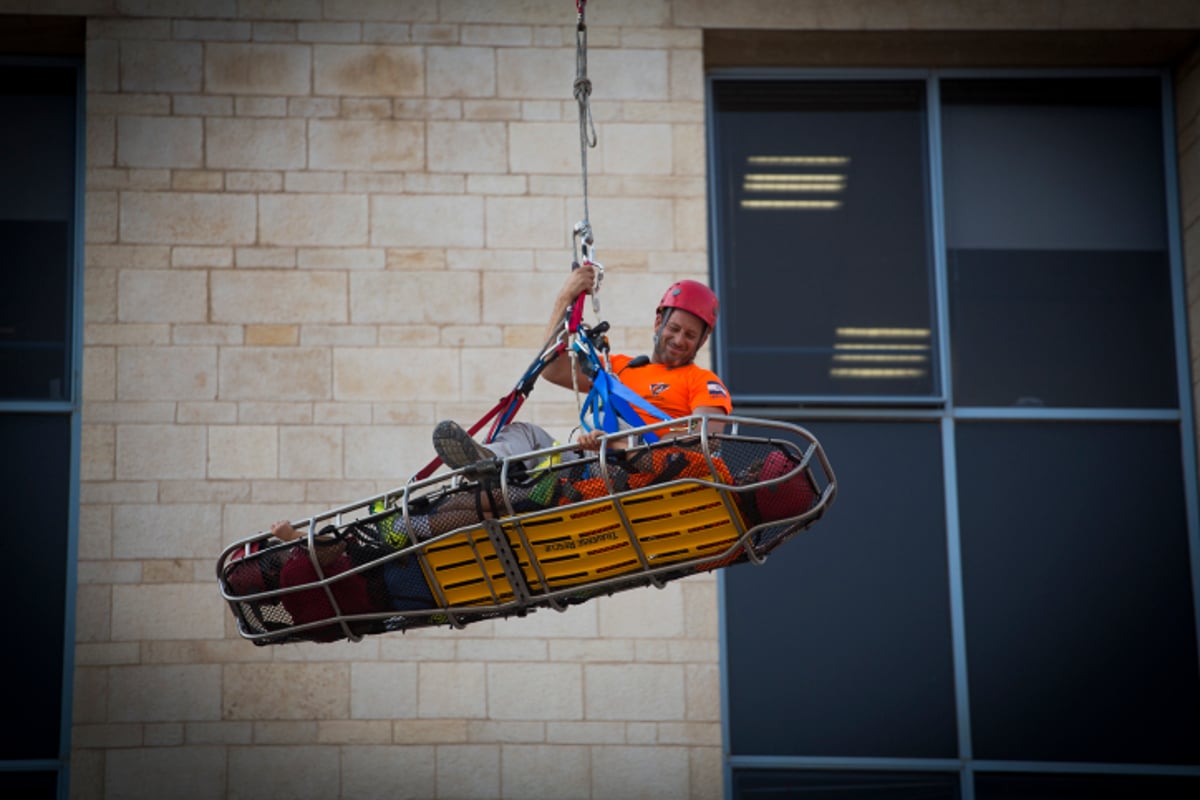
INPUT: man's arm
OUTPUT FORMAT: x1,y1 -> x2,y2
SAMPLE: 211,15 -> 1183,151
540,264 -> 600,390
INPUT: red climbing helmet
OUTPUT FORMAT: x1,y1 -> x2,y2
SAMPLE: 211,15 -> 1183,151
657,280 -> 719,330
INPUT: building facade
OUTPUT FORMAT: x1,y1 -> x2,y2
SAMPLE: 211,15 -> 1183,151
0,1 -> 1197,799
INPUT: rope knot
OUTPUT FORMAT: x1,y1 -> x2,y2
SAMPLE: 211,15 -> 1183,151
573,76 -> 592,102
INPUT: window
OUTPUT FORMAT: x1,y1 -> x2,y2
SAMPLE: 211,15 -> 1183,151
711,81 -> 937,402
714,72 -> 1199,799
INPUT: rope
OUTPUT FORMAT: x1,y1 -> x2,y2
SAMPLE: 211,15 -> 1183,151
574,0 -> 597,235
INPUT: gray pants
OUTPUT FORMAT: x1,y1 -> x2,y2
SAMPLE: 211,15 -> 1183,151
487,421 -> 581,469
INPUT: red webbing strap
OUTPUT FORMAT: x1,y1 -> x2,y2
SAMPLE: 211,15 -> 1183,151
412,393 -> 513,481
567,292 -> 586,332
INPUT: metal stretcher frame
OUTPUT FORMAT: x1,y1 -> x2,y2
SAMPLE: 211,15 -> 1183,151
216,415 -> 837,644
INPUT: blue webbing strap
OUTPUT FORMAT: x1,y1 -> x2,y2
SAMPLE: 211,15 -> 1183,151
574,340 -> 670,443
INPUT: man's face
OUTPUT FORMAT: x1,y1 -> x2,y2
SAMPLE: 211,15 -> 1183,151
652,308 -> 708,367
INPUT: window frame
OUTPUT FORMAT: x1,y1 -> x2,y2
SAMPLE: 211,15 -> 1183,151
0,55 -> 85,800
711,67 -> 1200,800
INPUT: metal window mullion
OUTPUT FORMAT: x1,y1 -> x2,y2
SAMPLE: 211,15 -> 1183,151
1159,71 -> 1200,682
929,72 -> 977,800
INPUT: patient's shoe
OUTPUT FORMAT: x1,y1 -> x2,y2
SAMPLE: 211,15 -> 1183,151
433,420 -> 495,469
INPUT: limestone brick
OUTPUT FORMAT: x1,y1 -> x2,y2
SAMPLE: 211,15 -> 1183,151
205,117 -> 306,170
461,24 -> 532,47
479,271 -> 555,326
589,49 -> 669,102
501,744 -> 590,800
411,24 -> 457,44
464,99 -> 522,121
244,324 -> 299,346
316,719 -> 392,744
211,271 -> 347,324
251,720 -> 319,744
418,661 -> 485,718
235,246 -> 297,268
226,171 -> 284,192
172,170 -> 225,191
308,119 -> 424,171
208,424 -> 277,479
120,40 -> 203,93
87,113 -> 115,167
224,662 -> 349,719
428,121 -> 508,173
675,196 -> 707,249
435,744 -> 500,799
599,123 -> 673,176
105,746 -> 226,800
118,269 -> 207,323
313,44 -> 423,96
598,578 -> 685,638
340,745 -> 437,800
284,170 -> 343,193
87,38 -> 119,92
427,45 -> 496,98
298,21 -> 361,43
120,192 -> 257,245
205,43 -> 312,96
236,93 -> 288,113
544,720 -> 625,745
78,503 -> 113,560
584,664 -> 686,721
299,247 -> 386,270
342,424 -> 435,481
75,584 -> 111,645
218,347 -> 332,401
509,121 -> 579,174
350,662 -> 418,719
371,194 -> 484,248
227,746 -> 340,800
117,345 -> 217,400
350,270 -> 479,324
113,502 -> 222,558
485,196 -> 567,249
87,322 -> 170,346
84,190 -> 117,245
584,196 -> 674,251
325,0 -> 438,23
357,21 -> 410,43
467,720 -> 544,743
83,345 -> 116,402
117,115 -> 203,171
259,194 -> 369,246
497,47 -> 574,99
112,582 -> 226,641
279,425 -> 343,479
591,744 -> 690,800
487,662 -> 582,721
685,662 -> 721,723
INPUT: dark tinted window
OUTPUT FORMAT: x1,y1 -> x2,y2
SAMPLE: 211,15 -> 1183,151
0,64 -> 77,401
712,81 -> 937,401
957,422 -> 1200,763
726,421 -> 957,759
941,78 -> 1174,408
0,415 -> 70,759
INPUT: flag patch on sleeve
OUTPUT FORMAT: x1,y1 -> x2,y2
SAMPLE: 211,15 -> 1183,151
707,381 -> 728,398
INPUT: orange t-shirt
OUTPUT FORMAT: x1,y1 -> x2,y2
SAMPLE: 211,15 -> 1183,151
609,353 -> 732,424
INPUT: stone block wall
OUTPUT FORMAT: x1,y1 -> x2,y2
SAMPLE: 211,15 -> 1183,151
2,0 -> 1188,798
74,3 -> 718,799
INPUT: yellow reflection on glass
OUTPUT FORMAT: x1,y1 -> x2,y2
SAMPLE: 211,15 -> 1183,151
740,199 -> 842,210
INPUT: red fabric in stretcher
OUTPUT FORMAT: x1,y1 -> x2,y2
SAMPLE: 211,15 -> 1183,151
280,551 -> 376,641
754,451 -> 816,522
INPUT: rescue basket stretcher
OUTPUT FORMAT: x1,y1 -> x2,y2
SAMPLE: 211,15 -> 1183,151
217,415 -> 837,645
